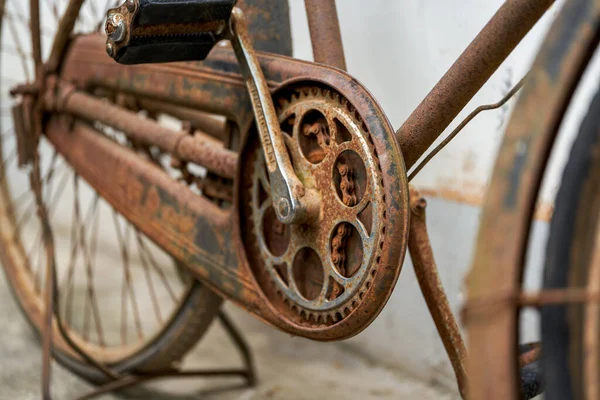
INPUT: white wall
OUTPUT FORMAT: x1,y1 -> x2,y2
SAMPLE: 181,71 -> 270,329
288,0 -> 600,389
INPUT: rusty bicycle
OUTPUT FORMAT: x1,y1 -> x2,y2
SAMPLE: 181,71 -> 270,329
0,0 -> 599,399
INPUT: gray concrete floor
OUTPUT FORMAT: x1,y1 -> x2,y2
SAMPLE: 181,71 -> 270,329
0,270 -> 461,400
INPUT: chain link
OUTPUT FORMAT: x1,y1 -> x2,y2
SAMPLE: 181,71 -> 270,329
331,161 -> 357,279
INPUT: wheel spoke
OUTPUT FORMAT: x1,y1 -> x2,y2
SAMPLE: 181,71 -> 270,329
29,0 -> 43,72
76,185 -> 104,345
112,210 -> 144,343
60,174 -> 100,327
62,180 -> 80,326
86,194 -> 105,346
41,0 -> 60,23
135,229 -> 164,325
136,234 -> 178,304
13,155 -> 61,236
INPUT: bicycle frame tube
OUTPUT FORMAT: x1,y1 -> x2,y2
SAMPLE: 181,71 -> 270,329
304,0 -> 346,71
397,0 -> 554,169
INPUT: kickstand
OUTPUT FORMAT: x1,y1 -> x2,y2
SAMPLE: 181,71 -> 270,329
71,310 -> 256,400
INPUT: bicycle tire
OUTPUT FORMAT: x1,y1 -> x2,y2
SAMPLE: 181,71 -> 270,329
542,81 -> 600,400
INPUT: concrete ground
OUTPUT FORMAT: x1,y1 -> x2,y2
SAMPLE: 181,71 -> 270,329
0,270 -> 460,400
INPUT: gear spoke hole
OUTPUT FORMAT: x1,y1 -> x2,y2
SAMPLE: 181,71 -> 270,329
331,223 -> 363,278
299,110 -> 329,164
334,150 -> 367,207
292,247 -> 324,301
334,118 -> 352,144
262,206 -> 291,257
358,201 -> 373,236
326,276 -> 345,301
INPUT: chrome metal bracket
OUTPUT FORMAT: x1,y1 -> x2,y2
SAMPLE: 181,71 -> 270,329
228,8 -> 318,225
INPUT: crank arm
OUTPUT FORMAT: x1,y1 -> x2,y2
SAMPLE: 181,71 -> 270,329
226,9 -> 317,224
106,1 -> 315,225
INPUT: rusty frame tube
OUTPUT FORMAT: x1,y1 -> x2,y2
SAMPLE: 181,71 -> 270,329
397,0 -> 554,169
46,0 -> 85,73
136,98 -> 227,141
45,117 -> 262,309
54,86 -> 238,180
304,0 -> 347,71
408,187 -> 468,398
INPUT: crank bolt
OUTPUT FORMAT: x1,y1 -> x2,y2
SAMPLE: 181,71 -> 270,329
106,12 -> 127,44
276,198 -> 291,220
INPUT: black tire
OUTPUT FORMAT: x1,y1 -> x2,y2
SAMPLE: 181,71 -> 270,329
542,86 -> 600,399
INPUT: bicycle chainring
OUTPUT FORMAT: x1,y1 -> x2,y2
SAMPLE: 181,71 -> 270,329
239,83 -> 409,336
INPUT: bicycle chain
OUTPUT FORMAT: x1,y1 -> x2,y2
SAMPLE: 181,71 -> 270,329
330,162 -> 356,279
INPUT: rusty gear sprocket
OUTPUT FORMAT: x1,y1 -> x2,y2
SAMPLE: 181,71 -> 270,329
240,84 -> 403,328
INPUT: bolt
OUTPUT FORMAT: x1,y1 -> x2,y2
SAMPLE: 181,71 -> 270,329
277,198 -> 291,220
106,41 -> 114,57
125,0 -> 136,12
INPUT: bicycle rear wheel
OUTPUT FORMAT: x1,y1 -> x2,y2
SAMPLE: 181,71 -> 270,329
0,0 -> 223,383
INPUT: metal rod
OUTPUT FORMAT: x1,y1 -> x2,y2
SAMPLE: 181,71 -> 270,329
408,74 -> 527,181
30,0 -> 42,71
29,2 -> 51,391
520,289 -> 600,307
464,289 -> 600,316
75,369 -> 250,400
73,313 -> 255,400
137,98 -> 228,141
397,0 -> 554,169
408,187 -> 468,398
304,0 -> 346,70
219,311 -> 257,386
46,0 -> 86,73
30,128 -> 56,400
36,162 -> 54,400
53,86 -> 238,179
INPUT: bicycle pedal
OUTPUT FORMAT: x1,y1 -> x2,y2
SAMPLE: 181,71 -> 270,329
106,0 -> 236,65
